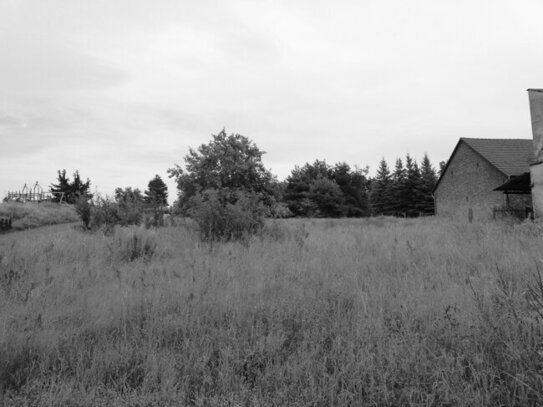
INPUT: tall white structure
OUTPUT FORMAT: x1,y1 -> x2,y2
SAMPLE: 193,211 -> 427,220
528,89 -> 543,218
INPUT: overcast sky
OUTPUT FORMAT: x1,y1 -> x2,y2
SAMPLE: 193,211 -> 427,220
1,0 -> 542,202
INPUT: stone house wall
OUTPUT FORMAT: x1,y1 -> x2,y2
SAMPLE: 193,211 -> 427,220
435,142 -> 508,221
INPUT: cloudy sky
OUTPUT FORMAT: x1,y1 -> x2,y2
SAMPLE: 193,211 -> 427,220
1,0 -> 542,201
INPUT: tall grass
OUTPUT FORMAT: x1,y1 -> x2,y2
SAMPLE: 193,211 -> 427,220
1,218 -> 542,405
0,202 -> 78,231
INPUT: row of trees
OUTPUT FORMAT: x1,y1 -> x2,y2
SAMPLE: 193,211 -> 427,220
167,130 -> 441,220
48,133 -> 440,222
48,130 -> 441,239
50,172 -> 168,207
165,130 -> 441,239
50,171 -> 169,230
369,154 -> 438,217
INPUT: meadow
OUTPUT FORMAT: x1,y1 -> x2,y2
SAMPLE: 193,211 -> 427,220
0,217 -> 542,406
0,202 -> 79,231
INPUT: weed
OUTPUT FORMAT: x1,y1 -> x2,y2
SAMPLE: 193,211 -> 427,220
0,218 -> 543,405
115,227 -> 157,262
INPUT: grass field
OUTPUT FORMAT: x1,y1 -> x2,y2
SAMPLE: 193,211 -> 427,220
1,218 -> 543,406
0,202 -> 78,231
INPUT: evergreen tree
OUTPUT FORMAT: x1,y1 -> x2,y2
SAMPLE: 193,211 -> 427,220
50,170 -> 71,203
369,158 -> 392,215
438,161 -> 447,176
145,174 -> 168,206
419,153 -> 438,215
50,169 -> 92,204
71,171 -> 91,201
390,158 -> 407,216
404,154 -> 423,217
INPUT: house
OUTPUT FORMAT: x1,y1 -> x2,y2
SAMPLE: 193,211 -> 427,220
433,138 -> 534,221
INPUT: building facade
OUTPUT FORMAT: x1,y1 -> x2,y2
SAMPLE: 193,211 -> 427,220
434,138 -> 533,221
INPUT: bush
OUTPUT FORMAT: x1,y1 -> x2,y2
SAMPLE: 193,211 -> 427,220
86,196 -> 169,234
188,189 -> 266,241
74,195 -> 92,229
143,207 -> 165,229
117,200 -> 144,227
89,197 -> 120,234
114,227 -> 157,262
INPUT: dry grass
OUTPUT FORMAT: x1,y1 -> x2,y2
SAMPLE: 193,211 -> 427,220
1,217 -> 543,406
0,202 -> 78,231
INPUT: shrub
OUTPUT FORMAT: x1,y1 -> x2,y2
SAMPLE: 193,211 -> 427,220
74,195 -> 92,229
114,227 -> 157,262
89,197 -> 119,234
88,196 -> 153,233
188,189 -> 266,241
117,200 -> 144,226
143,207 -> 165,229
115,187 -> 145,226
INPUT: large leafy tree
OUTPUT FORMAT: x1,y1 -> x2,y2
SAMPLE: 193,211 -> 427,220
284,160 -> 369,217
114,187 -> 145,226
50,170 -> 92,204
115,187 -> 144,205
168,129 -> 276,213
284,160 -> 331,217
330,162 -> 370,217
144,175 -> 168,206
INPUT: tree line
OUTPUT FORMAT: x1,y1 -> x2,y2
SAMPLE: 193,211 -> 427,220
43,130 -> 442,237
282,155 -> 439,218
50,171 -> 168,207
369,154 -> 438,217
47,130 -> 440,220
166,130 -> 441,220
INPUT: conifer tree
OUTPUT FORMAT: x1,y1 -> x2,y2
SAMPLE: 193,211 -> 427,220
369,158 -> 392,215
144,174 -> 168,206
419,153 -> 438,215
50,170 -> 71,203
404,154 -> 423,217
50,169 -> 92,204
390,158 -> 407,216
438,161 -> 447,176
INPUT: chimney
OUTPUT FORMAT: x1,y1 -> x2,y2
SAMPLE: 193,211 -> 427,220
528,89 -> 543,218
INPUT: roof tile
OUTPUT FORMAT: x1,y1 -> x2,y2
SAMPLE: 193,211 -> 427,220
461,138 -> 534,176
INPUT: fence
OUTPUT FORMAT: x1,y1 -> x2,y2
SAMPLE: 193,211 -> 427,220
6,191 -> 54,202
5,182 -> 54,203
492,207 -> 533,220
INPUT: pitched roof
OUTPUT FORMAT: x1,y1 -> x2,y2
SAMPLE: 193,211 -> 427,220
433,138 -> 534,193
461,138 -> 534,176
